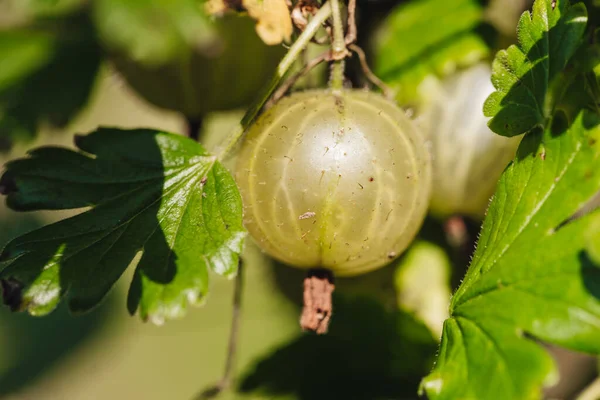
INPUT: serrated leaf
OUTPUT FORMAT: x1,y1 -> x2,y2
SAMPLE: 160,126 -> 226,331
421,112 -> 600,399
0,128 -> 246,324
484,0 -> 587,136
0,13 -> 102,149
372,0 -> 489,106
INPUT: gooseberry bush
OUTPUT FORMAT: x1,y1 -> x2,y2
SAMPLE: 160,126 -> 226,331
1,0 -> 600,399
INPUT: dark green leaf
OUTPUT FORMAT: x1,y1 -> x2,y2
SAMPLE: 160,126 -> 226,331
421,112 -> 600,399
372,0 -> 489,106
0,128 -> 245,324
483,0 -> 588,136
0,13 -> 102,149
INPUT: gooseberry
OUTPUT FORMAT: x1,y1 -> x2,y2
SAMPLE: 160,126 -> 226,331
235,90 -> 432,277
102,14 -> 284,117
417,64 -> 521,219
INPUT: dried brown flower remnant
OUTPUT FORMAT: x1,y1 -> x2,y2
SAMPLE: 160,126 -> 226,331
205,0 -> 292,45
300,269 -> 335,334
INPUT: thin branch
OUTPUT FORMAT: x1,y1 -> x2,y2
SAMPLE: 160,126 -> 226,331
215,2 -> 333,161
265,51 -> 331,109
348,44 -> 394,99
344,0 -> 357,45
195,259 -> 245,400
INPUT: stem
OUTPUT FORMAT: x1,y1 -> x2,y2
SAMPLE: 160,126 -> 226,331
344,0 -> 357,45
329,0 -> 346,90
265,51 -> 331,110
195,259 -> 245,400
221,259 -> 244,388
348,44 -> 394,99
186,117 -> 203,141
216,2 -> 333,161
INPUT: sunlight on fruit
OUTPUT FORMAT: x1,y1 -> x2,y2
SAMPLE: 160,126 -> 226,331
236,89 -> 432,276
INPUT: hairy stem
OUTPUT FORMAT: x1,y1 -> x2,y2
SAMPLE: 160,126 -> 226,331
216,2 -> 333,161
345,0 -> 357,45
348,44 -> 393,98
195,259 -> 245,400
329,0 -> 346,90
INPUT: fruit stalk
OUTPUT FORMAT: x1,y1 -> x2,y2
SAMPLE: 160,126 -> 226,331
329,0 -> 347,90
216,2 -> 333,161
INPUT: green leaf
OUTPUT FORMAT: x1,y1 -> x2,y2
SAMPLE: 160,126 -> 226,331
421,112 -> 600,399
483,0 -> 588,137
0,128 -> 246,324
372,0 -> 489,106
0,13 -> 102,149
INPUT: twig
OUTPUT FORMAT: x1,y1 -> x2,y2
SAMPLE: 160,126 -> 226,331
344,0 -> 357,45
348,44 -> 394,99
195,259 -> 245,400
215,2 -> 333,161
265,51 -> 331,109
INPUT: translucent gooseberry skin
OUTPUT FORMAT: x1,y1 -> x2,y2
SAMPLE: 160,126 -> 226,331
109,15 -> 284,117
235,90 -> 432,277
418,64 -> 521,219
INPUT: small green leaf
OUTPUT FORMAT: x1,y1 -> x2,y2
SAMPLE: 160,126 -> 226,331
421,112 -> 600,399
0,128 -> 246,324
372,0 -> 489,106
0,13 -> 102,149
484,0 -> 588,136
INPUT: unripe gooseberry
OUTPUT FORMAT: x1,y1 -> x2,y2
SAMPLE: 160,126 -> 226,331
417,64 -> 521,219
235,90 -> 432,277
104,14 -> 284,117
